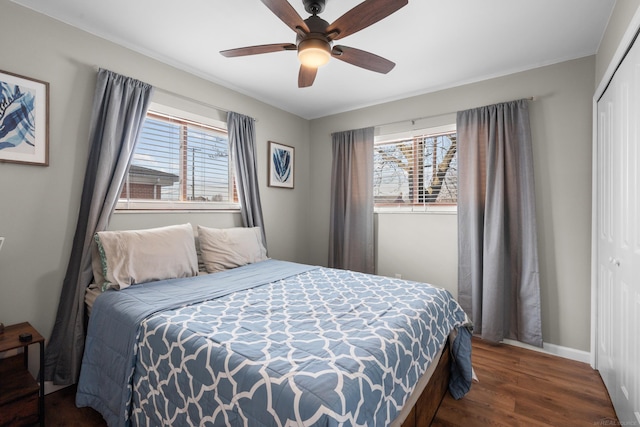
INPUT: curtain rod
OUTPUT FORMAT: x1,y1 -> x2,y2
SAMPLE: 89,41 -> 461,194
93,66 -> 257,121
152,86 -> 230,115
375,96 -> 536,129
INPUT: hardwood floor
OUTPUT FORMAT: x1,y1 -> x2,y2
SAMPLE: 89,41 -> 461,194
43,338 -> 618,426
44,384 -> 106,427
432,338 -> 618,426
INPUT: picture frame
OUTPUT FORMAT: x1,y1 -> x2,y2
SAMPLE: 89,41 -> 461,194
0,70 -> 49,166
268,141 -> 294,189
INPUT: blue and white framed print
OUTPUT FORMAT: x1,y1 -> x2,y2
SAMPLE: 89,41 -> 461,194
0,70 -> 49,166
268,141 -> 294,189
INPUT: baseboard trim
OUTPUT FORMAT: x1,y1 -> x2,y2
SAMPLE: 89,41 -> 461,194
502,339 -> 591,364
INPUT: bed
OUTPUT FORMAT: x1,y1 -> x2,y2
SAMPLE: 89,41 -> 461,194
76,224 -> 472,427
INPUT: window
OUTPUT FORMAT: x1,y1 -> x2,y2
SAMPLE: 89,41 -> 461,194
117,109 -> 238,211
374,125 -> 457,211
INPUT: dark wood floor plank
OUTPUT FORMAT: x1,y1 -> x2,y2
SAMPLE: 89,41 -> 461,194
514,370 -> 616,408
44,384 -> 106,427
433,337 -> 619,426
461,381 -> 517,413
433,397 -> 550,427
43,337 -> 618,426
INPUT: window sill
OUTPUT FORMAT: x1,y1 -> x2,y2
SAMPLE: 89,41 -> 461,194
114,209 -> 241,214
374,205 -> 457,214
115,200 -> 241,212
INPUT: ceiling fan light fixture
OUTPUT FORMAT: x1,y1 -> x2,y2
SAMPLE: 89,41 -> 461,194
221,0 -> 408,87
297,38 -> 331,68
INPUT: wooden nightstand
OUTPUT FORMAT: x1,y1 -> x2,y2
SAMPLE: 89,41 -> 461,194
0,322 -> 45,427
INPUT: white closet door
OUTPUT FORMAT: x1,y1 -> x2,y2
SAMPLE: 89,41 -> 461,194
596,33 -> 640,425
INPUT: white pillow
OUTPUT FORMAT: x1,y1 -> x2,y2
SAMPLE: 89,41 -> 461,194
197,226 -> 268,273
91,237 -> 106,289
95,223 -> 198,290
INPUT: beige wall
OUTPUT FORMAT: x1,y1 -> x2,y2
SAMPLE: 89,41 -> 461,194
0,1 -> 311,343
595,0 -> 640,86
309,57 -> 596,352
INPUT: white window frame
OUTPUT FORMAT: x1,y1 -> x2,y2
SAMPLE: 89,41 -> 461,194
374,123 -> 457,214
116,103 -> 240,212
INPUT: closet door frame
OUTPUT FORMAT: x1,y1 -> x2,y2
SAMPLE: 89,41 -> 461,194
591,9 -> 640,369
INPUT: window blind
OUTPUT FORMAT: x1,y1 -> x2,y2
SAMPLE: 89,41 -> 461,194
373,130 -> 457,207
120,112 -> 234,205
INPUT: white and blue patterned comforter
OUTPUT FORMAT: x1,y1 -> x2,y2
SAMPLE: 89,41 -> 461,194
77,260 -> 472,427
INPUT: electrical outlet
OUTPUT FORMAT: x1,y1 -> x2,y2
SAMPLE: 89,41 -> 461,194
394,273 -> 402,279
0,237 -> 4,252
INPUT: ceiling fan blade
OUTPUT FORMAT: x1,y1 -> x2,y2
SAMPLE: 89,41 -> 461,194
326,0 -> 408,41
332,45 -> 395,74
298,65 -> 318,88
220,43 -> 297,57
261,0 -> 310,34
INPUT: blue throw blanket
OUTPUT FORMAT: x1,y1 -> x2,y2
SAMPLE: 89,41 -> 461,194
76,260 -> 472,426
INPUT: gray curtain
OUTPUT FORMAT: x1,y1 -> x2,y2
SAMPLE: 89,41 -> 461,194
329,127 -> 375,274
44,69 -> 154,384
457,99 -> 542,347
227,111 -> 267,247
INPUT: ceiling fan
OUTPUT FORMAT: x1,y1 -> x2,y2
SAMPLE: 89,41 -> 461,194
220,0 -> 408,88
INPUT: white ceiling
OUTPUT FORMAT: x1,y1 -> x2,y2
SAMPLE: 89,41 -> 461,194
13,0 -> 615,119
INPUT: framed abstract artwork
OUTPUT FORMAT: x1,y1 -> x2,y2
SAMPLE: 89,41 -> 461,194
268,141 -> 294,189
0,70 -> 49,166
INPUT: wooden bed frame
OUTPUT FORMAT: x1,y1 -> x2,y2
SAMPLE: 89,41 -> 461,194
400,341 -> 451,427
